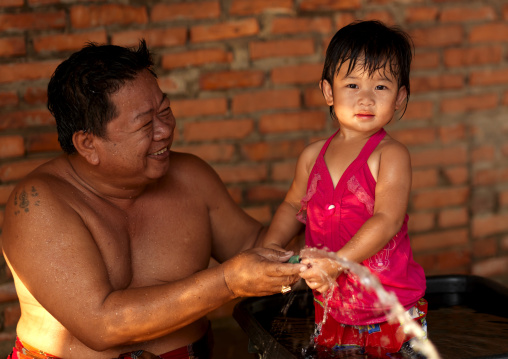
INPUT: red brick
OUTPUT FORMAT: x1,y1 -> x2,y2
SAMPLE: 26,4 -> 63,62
272,160 -> 297,182
411,74 -> 464,94
172,143 -> 235,163
241,139 -> 305,161
0,10 -> 65,31
411,168 -> 438,189
502,235 -> 508,251
412,51 -> 440,70
4,303 -> 20,328
409,25 -> 463,48
471,145 -> 495,163
271,63 -> 322,85
405,6 -> 439,23
0,0 -> 23,7
408,211 -> 435,232
469,23 -> 508,43
299,0 -> 361,11
151,1 -> 220,22
0,36 -> 25,57
438,123 -> 466,143
23,87 -> 47,105
28,0 -> 61,4
440,6 -> 496,22
0,158 -> 50,182
157,77 -> 180,94
0,136 -> 24,159
243,205 -> 272,224
230,0 -> 293,16
363,11 -> 394,25
444,46 -> 502,68
112,28 -> 187,48
472,256 -> 508,277
472,237 -> 497,258
412,186 -> 469,209
391,128 -> 436,146
504,91 -> 508,106
470,69 -> 508,87
214,163 -> 268,184
443,166 -> 468,185
184,119 -> 254,141
232,89 -> 300,114
70,4 -> 148,29
0,282 -> 17,302
411,146 -> 467,167
171,98 -> 227,118
415,249 -> 471,274
26,132 -> 61,153
191,19 -> 259,43
304,87 -> 327,108
271,16 -> 332,35
0,60 -> 59,84
472,213 -> 508,238
259,110 -> 326,134
499,191 -> 508,208
200,70 -> 264,90
333,13 -> 357,30
0,184 -> 15,206
411,228 -> 468,251
161,48 -> 233,70
34,31 -> 107,53
438,207 -> 468,228
473,167 -> 508,186
0,109 -> 55,131
246,184 -> 288,202
404,101 -> 433,121
0,91 -> 19,107
226,186 -> 243,204
249,38 -> 314,60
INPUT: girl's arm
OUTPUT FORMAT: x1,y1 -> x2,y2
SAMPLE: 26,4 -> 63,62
301,139 -> 412,292
261,142 -> 321,251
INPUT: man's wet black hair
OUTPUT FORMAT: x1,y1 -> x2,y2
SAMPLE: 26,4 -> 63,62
47,39 -> 155,154
321,20 -> 414,120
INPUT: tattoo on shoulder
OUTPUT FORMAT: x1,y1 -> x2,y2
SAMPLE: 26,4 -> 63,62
13,186 -> 41,216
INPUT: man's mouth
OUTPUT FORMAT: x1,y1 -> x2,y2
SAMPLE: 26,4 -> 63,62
151,147 -> 168,156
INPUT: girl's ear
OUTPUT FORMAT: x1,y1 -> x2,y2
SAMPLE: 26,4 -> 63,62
320,79 -> 334,106
72,131 -> 100,165
395,86 -> 408,110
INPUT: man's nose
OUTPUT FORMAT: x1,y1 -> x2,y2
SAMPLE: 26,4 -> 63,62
153,115 -> 175,141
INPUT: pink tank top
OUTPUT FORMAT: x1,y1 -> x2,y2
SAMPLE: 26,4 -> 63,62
300,129 -> 426,325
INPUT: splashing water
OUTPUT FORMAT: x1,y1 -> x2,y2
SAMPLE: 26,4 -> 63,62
276,247 -> 441,359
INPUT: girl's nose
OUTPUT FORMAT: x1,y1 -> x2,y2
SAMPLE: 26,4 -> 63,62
357,89 -> 374,106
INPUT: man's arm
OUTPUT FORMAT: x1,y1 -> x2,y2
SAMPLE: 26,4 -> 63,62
2,176 -> 303,351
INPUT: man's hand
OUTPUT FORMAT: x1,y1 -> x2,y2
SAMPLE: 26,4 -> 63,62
222,247 -> 305,298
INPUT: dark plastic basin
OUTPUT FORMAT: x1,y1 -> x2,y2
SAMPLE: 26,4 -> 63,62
233,275 -> 508,359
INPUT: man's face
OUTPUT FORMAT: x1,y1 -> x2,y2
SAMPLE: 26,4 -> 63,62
94,69 -> 176,187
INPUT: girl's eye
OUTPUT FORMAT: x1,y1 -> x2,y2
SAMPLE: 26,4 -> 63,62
346,84 -> 358,89
376,85 -> 387,90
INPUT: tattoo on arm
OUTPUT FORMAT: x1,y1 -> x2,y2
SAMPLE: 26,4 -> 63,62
13,186 -> 40,215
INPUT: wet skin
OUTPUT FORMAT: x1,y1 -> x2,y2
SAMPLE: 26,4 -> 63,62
2,70 -> 304,358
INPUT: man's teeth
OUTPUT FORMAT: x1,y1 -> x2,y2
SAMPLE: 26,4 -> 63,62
152,147 -> 167,155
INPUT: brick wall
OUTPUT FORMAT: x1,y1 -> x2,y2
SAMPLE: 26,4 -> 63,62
0,0 -> 508,354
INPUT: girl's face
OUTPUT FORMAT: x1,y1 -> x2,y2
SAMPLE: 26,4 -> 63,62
321,60 -> 407,135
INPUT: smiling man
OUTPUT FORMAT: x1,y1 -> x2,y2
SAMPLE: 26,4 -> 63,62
2,40 -> 304,359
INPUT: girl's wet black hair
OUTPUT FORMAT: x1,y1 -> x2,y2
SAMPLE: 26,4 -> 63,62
321,20 -> 414,120
47,39 -> 155,154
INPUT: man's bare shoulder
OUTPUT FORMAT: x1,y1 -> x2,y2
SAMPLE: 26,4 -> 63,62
165,151 -> 223,186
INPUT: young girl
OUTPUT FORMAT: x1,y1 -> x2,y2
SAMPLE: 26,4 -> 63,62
263,20 -> 427,356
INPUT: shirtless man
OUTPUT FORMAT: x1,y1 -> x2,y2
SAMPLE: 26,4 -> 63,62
2,40 -> 304,359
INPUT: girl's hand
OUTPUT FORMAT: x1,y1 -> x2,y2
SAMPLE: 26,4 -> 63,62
299,256 -> 342,293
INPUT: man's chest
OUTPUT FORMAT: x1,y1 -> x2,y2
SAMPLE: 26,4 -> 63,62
85,199 -> 213,289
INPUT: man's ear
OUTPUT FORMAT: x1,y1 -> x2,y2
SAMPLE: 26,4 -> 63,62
72,131 -> 100,165
395,86 -> 408,110
320,79 -> 334,106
